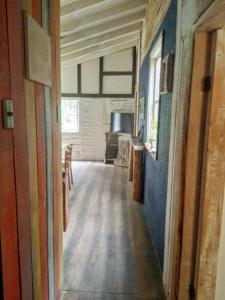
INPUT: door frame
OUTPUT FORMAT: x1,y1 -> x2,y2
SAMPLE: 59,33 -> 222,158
163,1 -> 225,299
178,2 -> 225,300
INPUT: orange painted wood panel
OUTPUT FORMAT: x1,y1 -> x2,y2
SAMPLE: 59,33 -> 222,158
32,1 -> 49,299
6,0 -> 33,299
0,1 -> 20,299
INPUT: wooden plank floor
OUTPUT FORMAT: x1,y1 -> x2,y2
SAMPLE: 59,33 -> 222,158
60,162 -> 165,300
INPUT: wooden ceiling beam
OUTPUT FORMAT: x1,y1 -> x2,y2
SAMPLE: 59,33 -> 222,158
61,0 -> 108,17
61,13 -> 144,46
61,0 -> 148,34
61,27 -> 141,56
61,39 -> 138,66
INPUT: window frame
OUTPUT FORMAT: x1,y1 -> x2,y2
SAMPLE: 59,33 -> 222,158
146,33 -> 163,160
61,97 -> 79,133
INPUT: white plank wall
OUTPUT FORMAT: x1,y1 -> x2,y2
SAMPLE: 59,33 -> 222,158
62,97 -> 135,161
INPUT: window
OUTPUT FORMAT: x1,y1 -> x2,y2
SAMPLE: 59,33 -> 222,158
61,98 -> 79,133
146,34 -> 163,159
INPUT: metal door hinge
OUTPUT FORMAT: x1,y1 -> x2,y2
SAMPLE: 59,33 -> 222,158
202,76 -> 211,92
2,99 -> 14,129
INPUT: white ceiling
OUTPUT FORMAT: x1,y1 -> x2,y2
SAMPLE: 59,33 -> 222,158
60,0 -> 148,67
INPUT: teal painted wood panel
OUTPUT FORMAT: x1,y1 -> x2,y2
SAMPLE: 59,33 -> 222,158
45,87 -> 55,300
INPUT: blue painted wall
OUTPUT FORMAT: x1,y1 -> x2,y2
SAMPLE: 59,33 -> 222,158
139,0 -> 177,269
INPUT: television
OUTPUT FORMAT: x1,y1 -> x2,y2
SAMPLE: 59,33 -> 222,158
111,112 -> 134,134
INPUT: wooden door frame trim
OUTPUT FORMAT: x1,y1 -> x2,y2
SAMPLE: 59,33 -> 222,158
164,1 -> 225,299
178,31 -> 211,300
194,28 -> 225,299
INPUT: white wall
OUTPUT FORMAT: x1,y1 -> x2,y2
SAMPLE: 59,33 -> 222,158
61,48 -> 135,161
62,97 -> 135,161
61,48 -> 134,96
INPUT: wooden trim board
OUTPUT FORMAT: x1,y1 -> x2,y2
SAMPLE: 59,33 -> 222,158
195,28 -> 225,300
178,32 -> 211,300
164,1 -> 225,300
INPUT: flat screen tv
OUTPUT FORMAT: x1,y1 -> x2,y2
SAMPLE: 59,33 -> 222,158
111,112 -> 134,134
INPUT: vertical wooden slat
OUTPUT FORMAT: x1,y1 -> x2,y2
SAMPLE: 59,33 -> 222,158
6,0 -> 34,299
23,0 -> 43,298
196,29 -> 225,300
41,1 -> 57,298
35,83 -> 49,300
178,32 -> 211,300
0,1 -> 20,299
24,79 -> 43,300
45,88 -> 55,300
50,0 -> 63,297
32,0 -> 49,299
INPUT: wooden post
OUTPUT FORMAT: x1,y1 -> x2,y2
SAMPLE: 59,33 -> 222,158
178,32 -> 210,300
196,29 -> 225,300
132,146 -> 144,202
128,142 -> 134,181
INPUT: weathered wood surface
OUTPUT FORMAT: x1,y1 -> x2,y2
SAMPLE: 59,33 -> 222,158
50,0 -> 63,296
24,78 -> 42,300
0,1 -> 20,299
194,0 -> 225,32
178,32 -> 210,300
132,148 -> 144,202
196,29 -> 225,300
45,87 -> 55,300
114,136 -> 131,167
32,0 -> 49,298
141,0 -> 170,61
128,142 -> 134,181
61,162 -> 164,300
7,0 -> 34,298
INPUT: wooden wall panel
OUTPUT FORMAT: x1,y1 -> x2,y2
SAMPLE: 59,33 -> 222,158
178,32 -> 210,300
1,1 -> 61,299
196,28 -> 225,300
6,1 -> 34,299
0,1 -> 20,299
32,1 -> 49,299
42,1 -> 57,299
45,88 -> 55,300
50,0 -> 63,297
24,79 -> 42,300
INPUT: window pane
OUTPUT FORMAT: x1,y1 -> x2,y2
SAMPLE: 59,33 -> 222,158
154,57 -> 161,101
61,99 -> 79,133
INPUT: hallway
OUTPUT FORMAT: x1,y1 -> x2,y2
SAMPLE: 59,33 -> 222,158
60,162 -> 165,300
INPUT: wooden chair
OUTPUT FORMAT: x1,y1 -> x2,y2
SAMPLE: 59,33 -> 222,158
65,144 -> 74,186
62,144 -> 74,231
62,167 -> 69,232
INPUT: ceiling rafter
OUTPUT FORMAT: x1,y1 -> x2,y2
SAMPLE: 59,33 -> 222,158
61,37 -> 138,63
61,0 -> 148,34
61,41 -> 138,68
61,0 -> 109,17
60,0 -> 147,66
61,12 -> 144,47
61,25 -> 141,56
